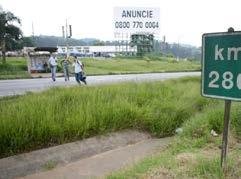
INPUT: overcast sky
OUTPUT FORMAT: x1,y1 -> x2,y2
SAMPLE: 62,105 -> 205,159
1,0 -> 241,47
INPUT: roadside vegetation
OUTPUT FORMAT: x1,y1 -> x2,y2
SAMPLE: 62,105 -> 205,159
0,56 -> 200,79
0,57 -> 31,79
0,77 -> 208,157
82,57 -> 200,75
1,77 -> 240,178
108,99 -> 241,179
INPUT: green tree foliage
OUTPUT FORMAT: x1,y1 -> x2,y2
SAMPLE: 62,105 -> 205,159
0,10 -> 22,63
160,42 -> 201,60
20,37 -> 35,47
31,36 -> 99,47
93,40 -> 106,46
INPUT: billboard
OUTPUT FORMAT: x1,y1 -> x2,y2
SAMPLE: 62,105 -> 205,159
113,7 -> 160,34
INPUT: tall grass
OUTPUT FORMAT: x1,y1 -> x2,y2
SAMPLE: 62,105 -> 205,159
0,57 -> 30,79
0,57 -> 27,71
0,77 -> 208,157
108,100 -> 241,179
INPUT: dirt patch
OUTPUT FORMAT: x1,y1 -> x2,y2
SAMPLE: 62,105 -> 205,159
144,167 -> 175,179
199,145 -> 219,160
144,134 -> 241,179
176,152 -> 195,166
227,157 -> 241,179
228,133 -> 239,150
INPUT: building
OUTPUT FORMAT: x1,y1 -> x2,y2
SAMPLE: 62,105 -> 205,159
24,47 -> 57,73
57,45 -> 137,57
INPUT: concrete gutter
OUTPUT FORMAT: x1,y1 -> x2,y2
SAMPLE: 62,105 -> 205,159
0,130 -> 152,179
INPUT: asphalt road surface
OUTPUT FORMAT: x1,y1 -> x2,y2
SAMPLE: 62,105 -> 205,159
0,72 -> 200,97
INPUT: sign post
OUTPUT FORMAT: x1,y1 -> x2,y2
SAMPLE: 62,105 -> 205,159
202,27 -> 241,172
221,99 -> 231,171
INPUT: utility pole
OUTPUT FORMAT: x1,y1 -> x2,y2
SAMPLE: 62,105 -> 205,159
177,37 -> 180,61
0,5 -> 3,12
32,22 -> 34,37
62,19 -> 72,57
65,19 -> 69,57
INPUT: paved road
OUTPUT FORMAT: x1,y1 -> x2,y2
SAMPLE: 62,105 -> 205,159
0,72 -> 200,97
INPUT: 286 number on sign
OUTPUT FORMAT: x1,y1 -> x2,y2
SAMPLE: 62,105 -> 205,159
208,71 -> 241,89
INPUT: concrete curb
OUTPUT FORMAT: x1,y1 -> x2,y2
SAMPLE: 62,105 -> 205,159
22,138 -> 172,179
0,130 -> 151,179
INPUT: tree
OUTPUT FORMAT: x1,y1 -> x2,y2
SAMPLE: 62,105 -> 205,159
20,37 -> 35,47
93,40 -> 106,46
0,10 -> 22,63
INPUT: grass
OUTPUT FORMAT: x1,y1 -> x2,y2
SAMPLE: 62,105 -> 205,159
0,77 -> 208,158
108,100 -> 241,179
0,57 -> 31,79
82,58 -> 200,75
43,160 -> 57,170
0,57 -> 200,79
1,75 -> 240,178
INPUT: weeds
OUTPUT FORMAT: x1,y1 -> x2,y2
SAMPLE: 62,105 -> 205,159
108,93 -> 241,179
43,160 -> 57,170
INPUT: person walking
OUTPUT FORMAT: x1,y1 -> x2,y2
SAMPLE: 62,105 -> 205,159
61,55 -> 70,81
48,53 -> 57,81
73,56 -> 87,85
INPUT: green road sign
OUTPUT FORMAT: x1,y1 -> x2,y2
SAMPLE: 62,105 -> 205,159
202,31 -> 241,101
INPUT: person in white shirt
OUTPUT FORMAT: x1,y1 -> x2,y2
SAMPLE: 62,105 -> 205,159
48,53 -> 57,81
72,56 -> 86,84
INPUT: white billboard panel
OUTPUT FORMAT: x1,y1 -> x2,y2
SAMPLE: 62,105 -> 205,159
113,7 -> 160,34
